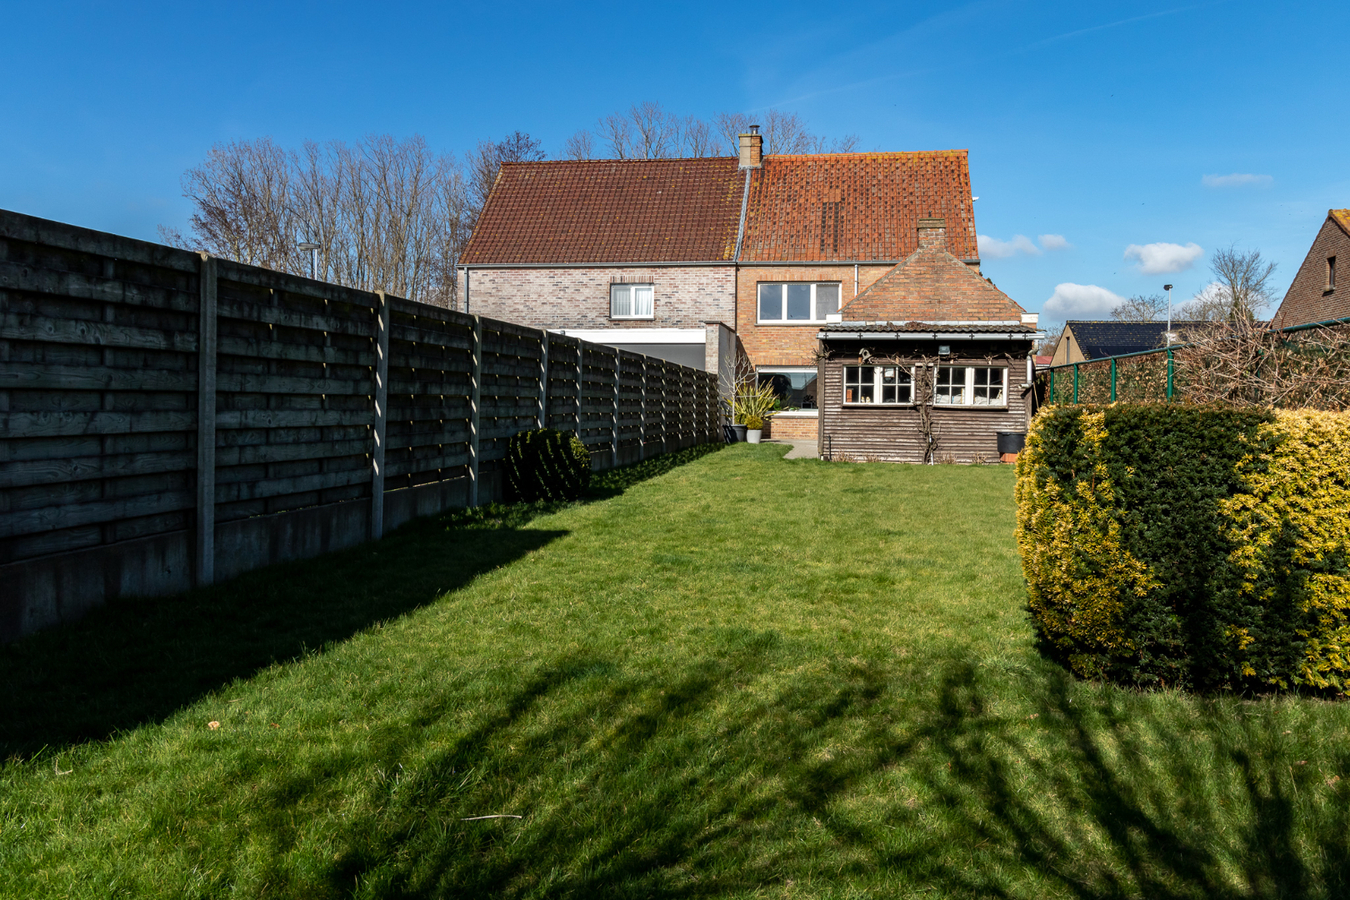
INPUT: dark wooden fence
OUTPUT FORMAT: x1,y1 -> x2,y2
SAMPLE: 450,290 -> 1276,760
0,210 -> 720,642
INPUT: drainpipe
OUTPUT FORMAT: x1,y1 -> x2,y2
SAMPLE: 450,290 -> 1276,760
854,263 -> 859,298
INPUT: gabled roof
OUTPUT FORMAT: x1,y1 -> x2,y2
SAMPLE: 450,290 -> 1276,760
1331,209 -> 1350,237
459,157 -> 746,265
460,149 -> 980,266
739,151 -> 977,262
836,243 -> 1025,322
1063,320 -> 1208,358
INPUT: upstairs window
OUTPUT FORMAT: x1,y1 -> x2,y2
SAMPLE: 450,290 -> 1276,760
843,366 -> 912,405
934,366 -> 1006,407
1329,256 -> 1337,292
757,282 -> 841,323
610,283 -> 654,319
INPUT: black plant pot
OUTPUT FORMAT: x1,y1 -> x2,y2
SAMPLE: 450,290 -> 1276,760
728,424 -> 748,443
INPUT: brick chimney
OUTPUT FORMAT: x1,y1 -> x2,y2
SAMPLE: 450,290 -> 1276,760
738,125 -> 763,169
918,217 -> 946,251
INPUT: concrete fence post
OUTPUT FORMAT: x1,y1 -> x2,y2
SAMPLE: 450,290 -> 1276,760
538,330 -> 549,430
639,357 -> 647,461
195,254 -> 218,587
468,315 -> 483,507
611,350 -> 621,468
370,291 -> 390,539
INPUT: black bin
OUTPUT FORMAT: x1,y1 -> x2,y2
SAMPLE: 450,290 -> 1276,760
996,432 -> 1026,455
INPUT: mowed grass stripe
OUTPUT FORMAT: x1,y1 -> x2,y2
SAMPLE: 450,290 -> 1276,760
3,444 -> 1350,899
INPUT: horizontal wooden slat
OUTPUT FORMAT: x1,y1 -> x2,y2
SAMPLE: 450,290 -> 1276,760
0,260 -> 198,312
0,409 -> 195,437
214,467 -> 372,504
0,313 -> 198,352
0,490 -> 193,539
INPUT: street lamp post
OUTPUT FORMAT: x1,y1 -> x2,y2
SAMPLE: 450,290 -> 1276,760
1164,284 -> 1174,344
298,241 -> 321,281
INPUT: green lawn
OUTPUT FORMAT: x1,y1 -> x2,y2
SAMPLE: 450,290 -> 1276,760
3,444 -> 1350,899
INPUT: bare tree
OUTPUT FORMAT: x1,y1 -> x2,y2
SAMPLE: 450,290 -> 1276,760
679,115 -> 719,158
563,129 -> 596,161
1037,323 -> 1065,357
576,104 -> 859,160
160,138 -> 298,271
1175,319 -> 1350,410
1178,246 -> 1278,323
1109,293 -> 1168,322
466,130 -> 546,217
715,109 -> 858,155
166,135 -> 473,308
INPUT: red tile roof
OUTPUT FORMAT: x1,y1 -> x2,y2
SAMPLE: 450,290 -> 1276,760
459,158 -> 746,265
739,151 -> 977,262
838,244 -> 1025,322
461,150 -> 980,266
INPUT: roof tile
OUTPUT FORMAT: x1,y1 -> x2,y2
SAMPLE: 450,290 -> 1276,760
459,158 -> 745,265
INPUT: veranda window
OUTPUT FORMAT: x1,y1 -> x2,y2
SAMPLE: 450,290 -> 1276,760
843,365 -> 912,405
934,366 -> 1006,406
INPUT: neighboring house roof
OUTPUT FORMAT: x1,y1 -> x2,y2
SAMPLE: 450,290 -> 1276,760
1062,320 -> 1207,358
460,149 -> 979,267
1332,209 -> 1350,236
739,151 -> 977,262
1269,209 -> 1350,329
459,157 -> 746,265
837,241 -> 1025,322
1033,355 -> 1052,367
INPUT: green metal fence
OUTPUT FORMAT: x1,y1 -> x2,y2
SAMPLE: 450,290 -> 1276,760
1042,347 -> 1175,407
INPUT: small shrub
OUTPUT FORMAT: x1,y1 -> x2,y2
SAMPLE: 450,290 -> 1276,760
504,428 -> 592,503
1016,404 -> 1350,693
744,415 -> 764,430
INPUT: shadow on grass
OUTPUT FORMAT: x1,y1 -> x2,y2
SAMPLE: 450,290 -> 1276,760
201,641 -> 1350,898
0,444 -> 723,759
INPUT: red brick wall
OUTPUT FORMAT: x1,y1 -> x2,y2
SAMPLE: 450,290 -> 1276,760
1271,216 -> 1350,328
463,266 -> 737,330
764,414 -> 819,442
736,265 -> 893,366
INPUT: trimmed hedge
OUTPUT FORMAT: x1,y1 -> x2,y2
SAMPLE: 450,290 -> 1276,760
504,428 -> 592,503
1016,405 -> 1350,692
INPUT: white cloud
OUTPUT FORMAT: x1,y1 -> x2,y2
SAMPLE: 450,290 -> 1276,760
1202,173 -> 1273,188
1038,233 -> 1071,251
1043,283 -> 1127,320
978,233 -> 1041,258
1124,241 -> 1204,275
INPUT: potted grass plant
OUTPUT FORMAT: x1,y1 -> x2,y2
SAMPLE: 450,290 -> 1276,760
733,381 -> 779,444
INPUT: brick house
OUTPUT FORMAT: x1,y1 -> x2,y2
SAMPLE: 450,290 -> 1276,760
816,218 -> 1041,462
458,130 -> 1001,443
1271,209 -> 1350,328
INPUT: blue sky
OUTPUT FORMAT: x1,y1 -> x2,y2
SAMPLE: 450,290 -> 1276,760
2,0 -> 1346,324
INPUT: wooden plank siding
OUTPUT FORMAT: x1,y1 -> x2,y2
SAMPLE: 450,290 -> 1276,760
0,208 -> 720,642
818,342 -> 1033,464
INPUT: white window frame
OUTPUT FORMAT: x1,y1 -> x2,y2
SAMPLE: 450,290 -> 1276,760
756,282 -> 842,324
842,365 -> 915,406
610,283 -> 655,320
932,366 -> 1007,408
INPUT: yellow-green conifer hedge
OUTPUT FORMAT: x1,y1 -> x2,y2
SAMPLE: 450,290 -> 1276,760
1016,405 -> 1350,692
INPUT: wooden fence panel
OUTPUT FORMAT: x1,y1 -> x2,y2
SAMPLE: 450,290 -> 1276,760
0,209 -> 722,643
0,219 -> 199,567
385,299 -> 475,490
211,265 -> 378,524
